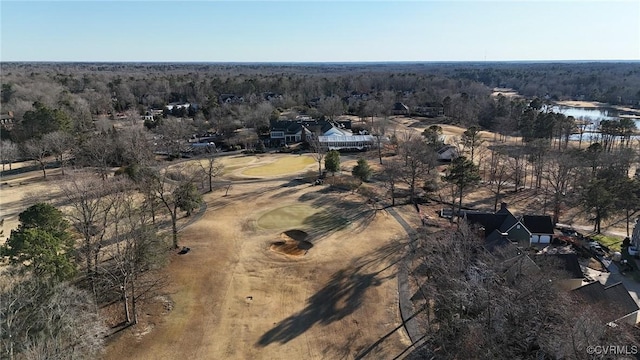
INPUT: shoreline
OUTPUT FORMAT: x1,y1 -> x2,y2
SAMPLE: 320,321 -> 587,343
555,100 -> 640,117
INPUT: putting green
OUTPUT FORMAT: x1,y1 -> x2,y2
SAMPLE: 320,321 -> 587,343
257,204 -> 348,231
242,156 -> 315,177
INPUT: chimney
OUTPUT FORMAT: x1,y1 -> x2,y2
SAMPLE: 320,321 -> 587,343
500,202 -> 508,211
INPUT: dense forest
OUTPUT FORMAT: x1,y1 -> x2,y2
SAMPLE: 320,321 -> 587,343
2,62 -> 638,142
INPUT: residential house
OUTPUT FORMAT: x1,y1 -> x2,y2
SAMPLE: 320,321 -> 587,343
484,235 -> 585,292
523,215 -> 555,245
392,102 -> 410,116
219,94 -> 244,104
269,117 -> 336,146
142,111 -> 154,121
263,92 -> 283,101
436,145 -> 459,162
572,281 -> 640,325
0,111 -> 14,130
269,118 -> 371,150
343,91 -> 370,104
269,120 -> 307,145
165,102 -> 192,111
414,103 -> 445,117
465,203 -> 555,248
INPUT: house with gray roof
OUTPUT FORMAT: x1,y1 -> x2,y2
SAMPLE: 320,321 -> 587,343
572,281 -> 640,325
465,203 -> 555,247
269,118 -> 363,150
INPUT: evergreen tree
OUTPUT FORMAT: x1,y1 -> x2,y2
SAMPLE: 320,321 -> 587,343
352,158 -> 372,182
324,150 -> 340,175
1,203 -> 76,282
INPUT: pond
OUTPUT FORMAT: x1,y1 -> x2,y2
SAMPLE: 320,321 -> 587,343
548,105 -> 640,142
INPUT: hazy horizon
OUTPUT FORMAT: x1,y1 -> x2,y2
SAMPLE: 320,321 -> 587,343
2,1 -> 639,62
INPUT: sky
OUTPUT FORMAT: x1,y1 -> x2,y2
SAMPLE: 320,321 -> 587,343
1,1 -> 639,62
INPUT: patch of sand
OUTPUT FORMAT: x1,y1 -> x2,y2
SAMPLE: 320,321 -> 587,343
556,100 -> 607,108
270,230 -> 313,257
491,88 -> 522,98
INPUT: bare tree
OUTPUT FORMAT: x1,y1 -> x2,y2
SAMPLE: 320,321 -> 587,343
487,152 -> 510,212
544,152 -> 577,224
397,135 -> 436,203
198,150 -> 224,193
22,138 -> 50,179
411,225 -> 638,359
59,176 -> 121,295
308,133 -> 326,177
106,187 -> 166,325
1,278 -> 107,360
318,95 -> 345,122
247,101 -> 275,130
22,282 -> 107,360
363,99 -> 382,127
117,127 -> 155,167
75,132 -> 115,180
371,116 -> 389,164
157,117 -> 192,159
382,159 -> 403,207
497,144 -> 527,192
0,140 -> 19,171
42,130 -> 73,175
149,166 -> 202,248
0,276 -> 39,360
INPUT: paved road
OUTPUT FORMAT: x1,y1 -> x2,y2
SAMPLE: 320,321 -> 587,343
385,207 -> 422,344
556,222 -> 631,239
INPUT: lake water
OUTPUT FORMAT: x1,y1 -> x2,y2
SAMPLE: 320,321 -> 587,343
549,105 -> 640,141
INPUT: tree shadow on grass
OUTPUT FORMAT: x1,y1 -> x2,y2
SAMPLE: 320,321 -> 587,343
256,240 -> 407,347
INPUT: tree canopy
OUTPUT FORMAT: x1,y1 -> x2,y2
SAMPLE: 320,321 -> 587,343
443,156 -> 480,220
324,150 -> 340,175
352,158 -> 372,182
2,203 -> 76,281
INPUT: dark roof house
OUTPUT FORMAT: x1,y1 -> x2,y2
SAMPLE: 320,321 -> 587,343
436,145 -> 459,161
219,94 -> 244,104
392,102 -> 409,115
465,203 -> 555,247
523,215 -> 554,235
269,118 -> 353,147
572,282 -> 640,325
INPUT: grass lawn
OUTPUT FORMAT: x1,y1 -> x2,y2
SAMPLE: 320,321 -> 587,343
242,155 -> 315,176
592,234 -> 623,252
257,204 -> 347,231
219,156 -> 256,174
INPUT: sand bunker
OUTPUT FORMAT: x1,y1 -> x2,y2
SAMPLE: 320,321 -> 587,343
269,230 -> 313,257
